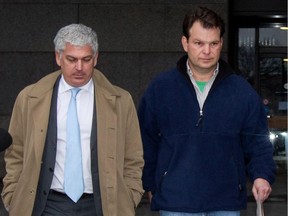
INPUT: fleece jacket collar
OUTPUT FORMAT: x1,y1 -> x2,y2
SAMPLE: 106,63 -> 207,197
176,55 -> 235,90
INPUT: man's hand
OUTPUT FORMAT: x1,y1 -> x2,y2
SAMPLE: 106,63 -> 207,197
252,178 -> 272,202
147,191 -> 152,203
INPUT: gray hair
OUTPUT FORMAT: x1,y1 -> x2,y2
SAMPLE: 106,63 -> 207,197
54,23 -> 98,55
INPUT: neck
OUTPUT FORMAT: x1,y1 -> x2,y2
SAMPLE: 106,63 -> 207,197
192,69 -> 214,82
188,62 -> 217,82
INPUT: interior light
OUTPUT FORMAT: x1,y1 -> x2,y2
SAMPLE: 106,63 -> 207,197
280,27 -> 288,30
272,15 -> 283,18
270,133 -> 276,140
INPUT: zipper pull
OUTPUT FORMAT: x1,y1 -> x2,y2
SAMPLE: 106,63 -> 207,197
196,110 -> 203,127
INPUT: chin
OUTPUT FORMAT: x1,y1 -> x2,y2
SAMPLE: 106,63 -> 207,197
70,80 -> 85,87
202,62 -> 216,68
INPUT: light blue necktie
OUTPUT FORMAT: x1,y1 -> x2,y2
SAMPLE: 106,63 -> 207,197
64,88 -> 84,203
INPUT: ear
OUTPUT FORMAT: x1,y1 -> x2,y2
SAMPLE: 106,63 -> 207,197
55,52 -> 61,67
93,52 -> 99,67
181,36 -> 188,52
220,37 -> 224,48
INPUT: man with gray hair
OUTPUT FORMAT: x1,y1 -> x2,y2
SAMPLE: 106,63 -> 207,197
2,23 -> 144,216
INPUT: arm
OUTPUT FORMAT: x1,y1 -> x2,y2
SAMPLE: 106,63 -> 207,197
242,94 -> 276,201
137,86 -> 160,195
123,94 -> 145,207
1,91 -> 25,210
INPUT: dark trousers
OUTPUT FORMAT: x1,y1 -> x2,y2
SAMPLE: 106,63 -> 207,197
42,190 -> 97,216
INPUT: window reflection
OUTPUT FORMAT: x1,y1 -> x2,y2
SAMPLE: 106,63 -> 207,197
260,57 -> 287,116
238,28 -> 255,84
259,27 -> 287,47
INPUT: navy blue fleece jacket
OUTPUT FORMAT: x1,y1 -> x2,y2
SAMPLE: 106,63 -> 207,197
138,55 -> 275,213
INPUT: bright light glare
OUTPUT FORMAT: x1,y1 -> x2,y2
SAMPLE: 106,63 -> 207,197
280,132 -> 287,136
270,133 -> 276,140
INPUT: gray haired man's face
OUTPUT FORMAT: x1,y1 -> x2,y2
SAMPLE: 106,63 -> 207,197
55,43 -> 98,87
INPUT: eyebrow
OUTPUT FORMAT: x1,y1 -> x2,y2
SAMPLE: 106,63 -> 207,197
66,55 -> 94,60
193,38 -> 221,43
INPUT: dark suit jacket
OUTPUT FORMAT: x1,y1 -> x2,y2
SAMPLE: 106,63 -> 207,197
32,76 -> 102,215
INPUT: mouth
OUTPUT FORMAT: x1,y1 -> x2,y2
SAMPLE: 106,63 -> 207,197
200,58 -> 214,63
73,73 -> 85,78
200,57 -> 212,61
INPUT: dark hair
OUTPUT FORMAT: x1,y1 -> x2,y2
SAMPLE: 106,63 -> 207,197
182,6 -> 225,39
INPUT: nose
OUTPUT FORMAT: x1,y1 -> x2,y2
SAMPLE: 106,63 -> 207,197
75,60 -> 83,71
202,44 -> 211,54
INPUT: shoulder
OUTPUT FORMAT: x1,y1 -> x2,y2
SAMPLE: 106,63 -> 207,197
218,59 -> 254,90
147,67 -> 180,90
92,69 -> 133,100
18,71 -> 61,98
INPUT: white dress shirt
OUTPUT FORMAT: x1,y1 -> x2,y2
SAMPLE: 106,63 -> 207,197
51,75 -> 94,194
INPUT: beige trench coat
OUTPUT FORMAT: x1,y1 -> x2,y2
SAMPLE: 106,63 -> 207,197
1,69 -> 144,216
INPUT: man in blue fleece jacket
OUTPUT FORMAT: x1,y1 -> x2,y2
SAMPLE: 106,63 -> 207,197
138,6 -> 275,216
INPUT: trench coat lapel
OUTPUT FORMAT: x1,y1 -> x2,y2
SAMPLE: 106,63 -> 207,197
28,72 -> 61,165
94,78 -> 118,171
93,70 -> 121,214
30,94 -> 53,164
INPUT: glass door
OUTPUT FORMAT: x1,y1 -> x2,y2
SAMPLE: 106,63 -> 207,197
236,20 -> 287,205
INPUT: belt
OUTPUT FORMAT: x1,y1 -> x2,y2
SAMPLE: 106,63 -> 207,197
50,190 -> 93,199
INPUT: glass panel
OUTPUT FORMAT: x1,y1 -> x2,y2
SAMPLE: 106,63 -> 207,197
260,57 -> 287,117
270,130 -> 287,158
259,27 -> 287,47
238,28 -> 256,84
237,21 -> 287,212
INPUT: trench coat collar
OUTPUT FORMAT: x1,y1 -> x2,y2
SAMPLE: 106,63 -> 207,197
28,69 -> 121,164
28,69 -> 121,98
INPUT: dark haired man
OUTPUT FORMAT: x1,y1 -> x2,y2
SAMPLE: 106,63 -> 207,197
138,7 -> 275,216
